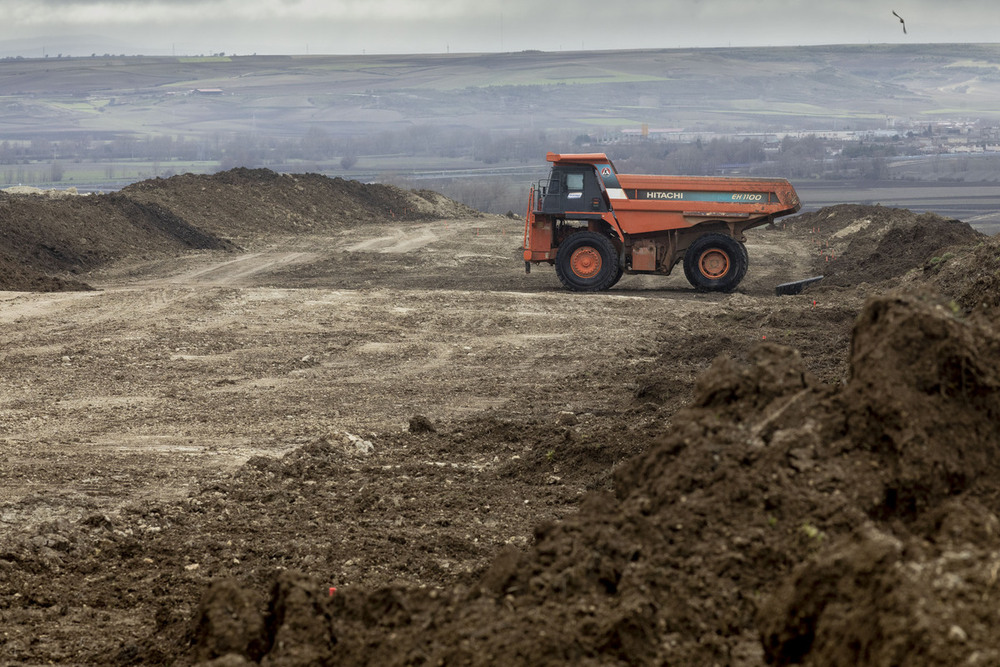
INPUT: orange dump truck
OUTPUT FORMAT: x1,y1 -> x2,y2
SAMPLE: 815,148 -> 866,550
523,152 -> 801,291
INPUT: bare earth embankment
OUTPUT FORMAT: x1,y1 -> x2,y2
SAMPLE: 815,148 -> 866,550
2,171 -> 1000,665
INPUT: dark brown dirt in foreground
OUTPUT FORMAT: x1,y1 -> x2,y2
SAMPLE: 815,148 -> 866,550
2,173 -> 1000,666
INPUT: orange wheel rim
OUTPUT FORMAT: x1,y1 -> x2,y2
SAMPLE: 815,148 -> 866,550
570,246 -> 602,279
699,249 -> 730,279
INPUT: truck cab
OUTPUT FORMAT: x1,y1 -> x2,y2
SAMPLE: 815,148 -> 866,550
537,163 -> 609,218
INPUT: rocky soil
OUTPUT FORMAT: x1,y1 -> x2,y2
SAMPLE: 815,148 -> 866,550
1,170 -> 998,666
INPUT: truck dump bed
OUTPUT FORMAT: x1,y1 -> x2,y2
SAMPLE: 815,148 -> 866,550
543,152 -> 800,234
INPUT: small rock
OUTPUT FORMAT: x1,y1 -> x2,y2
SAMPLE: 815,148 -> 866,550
344,433 -> 374,455
557,411 -> 578,426
81,514 -> 113,530
408,415 -> 436,433
788,447 -> 814,473
948,625 -> 968,643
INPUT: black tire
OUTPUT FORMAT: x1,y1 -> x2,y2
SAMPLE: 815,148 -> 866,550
555,231 -> 620,292
683,233 -> 748,292
609,264 -> 625,288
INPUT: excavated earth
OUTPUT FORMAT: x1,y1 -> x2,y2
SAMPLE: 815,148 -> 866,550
2,171 -> 1000,666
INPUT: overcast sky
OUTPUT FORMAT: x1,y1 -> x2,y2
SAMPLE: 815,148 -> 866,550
1,0 -> 997,57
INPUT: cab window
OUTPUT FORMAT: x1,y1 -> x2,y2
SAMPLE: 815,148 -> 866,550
566,173 -> 584,191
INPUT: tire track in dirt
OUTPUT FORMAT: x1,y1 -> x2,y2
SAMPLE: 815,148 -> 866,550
156,251 -> 322,286
343,224 -> 442,254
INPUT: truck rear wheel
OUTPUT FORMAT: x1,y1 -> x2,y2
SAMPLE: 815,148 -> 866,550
555,231 -> 620,292
610,265 -> 625,287
683,234 -> 748,292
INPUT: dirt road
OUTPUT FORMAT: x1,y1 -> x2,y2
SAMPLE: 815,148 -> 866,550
1,216 -> 817,506
0,207 -> 853,662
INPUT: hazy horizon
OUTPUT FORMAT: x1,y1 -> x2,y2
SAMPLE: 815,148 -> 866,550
0,1 -> 997,58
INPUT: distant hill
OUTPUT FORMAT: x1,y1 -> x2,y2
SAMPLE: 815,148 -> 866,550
1,44 -> 999,142
0,34 -> 156,59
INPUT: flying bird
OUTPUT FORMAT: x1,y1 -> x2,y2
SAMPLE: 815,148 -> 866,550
892,10 -> 907,34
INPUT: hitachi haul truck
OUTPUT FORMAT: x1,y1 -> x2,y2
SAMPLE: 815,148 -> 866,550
523,152 -> 801,292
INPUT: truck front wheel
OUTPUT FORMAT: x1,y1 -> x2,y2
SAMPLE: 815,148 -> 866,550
683,234 -> 748,292
555,231 -> 621,292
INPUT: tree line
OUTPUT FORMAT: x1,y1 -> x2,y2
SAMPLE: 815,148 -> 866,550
0,125 -> 919,212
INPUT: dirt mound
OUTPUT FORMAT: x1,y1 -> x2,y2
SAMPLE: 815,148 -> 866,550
759,515 -> 1000,666
915,232 -> 1000,317
172,289 -> 1000,665
0,189 -> 235,292
121,168 -> 480,243
788,204 -> 1000,323
788,204 -> 983,289
0,256 -> 92,292
0,169 -> 478,292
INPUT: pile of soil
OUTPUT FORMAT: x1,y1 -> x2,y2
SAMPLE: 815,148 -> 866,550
788,204 -> 983,289
916,232 -> 1000,316
0,169 -> 478,292
121,168 -> 478,244
0,190 -> 236,292
168,288 -> 1000,666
